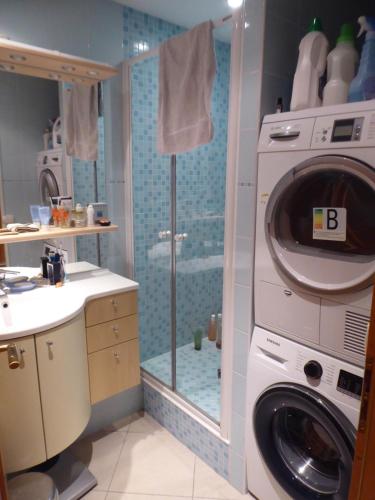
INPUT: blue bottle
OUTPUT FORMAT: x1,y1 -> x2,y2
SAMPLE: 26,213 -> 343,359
348,16 -> 375,102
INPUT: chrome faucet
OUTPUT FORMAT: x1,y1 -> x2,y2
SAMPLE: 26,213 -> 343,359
0,269 -> 19,296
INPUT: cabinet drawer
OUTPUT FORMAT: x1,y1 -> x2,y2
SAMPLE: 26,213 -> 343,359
86,315 -> 138,353
85,291 -> 137,327
88,339 -> 140,404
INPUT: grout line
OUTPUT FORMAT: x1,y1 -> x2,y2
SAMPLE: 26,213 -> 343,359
106,427 -> 129,494
192,455 -> 196,499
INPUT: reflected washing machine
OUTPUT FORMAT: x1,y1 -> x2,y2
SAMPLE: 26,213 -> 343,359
255,101 -> 375,366
36,148 -> 65,205
246,327 -> 363,500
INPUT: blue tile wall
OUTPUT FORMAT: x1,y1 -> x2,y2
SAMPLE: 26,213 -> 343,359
144,382 -> 229,479
128,6 -> 230,365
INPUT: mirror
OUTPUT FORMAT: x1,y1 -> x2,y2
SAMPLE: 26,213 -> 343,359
0,70 -> 107,267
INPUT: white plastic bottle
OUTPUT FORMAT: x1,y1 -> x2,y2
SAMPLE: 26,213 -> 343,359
323,24 -> 358,106
291,18 -> 329,111
87,204 -> 95,226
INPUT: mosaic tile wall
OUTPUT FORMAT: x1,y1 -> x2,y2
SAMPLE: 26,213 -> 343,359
73,116 -> 109,266
144,381 -> 229,479
128,6 -> 230,363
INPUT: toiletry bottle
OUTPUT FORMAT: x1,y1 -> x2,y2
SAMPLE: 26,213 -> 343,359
291,18 -> 329,111
276,97 -> 283,113
216,313 -> 222,349
208,314 -> 217,341
349,16 -> 375,102
193,327 -> 203,351
87,204 -> 95,226
323,24 -> 358,106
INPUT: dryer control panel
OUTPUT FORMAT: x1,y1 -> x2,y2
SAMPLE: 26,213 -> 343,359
312,110 -> 375,148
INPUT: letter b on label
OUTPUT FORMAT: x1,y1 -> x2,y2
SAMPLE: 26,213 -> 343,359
327,209 -> 338,230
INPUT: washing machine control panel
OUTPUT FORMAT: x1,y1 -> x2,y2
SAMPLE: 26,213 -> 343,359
312,110 -> 375,148
337,369 -> 363,400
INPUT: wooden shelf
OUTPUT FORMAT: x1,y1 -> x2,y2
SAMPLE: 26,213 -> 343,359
0,38 -> 118,85
0,225 -> 118,245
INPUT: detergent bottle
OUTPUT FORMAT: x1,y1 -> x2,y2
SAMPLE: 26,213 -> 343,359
291,18 -> 329,111
323,24 -> 358,106
348,16 -> 375,102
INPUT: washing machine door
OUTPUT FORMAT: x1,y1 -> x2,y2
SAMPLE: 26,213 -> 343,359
265,155 -> 375,293
39,168 -> 60,205
254,383 -> 356,500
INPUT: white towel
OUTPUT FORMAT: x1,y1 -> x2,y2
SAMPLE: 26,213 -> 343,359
157,21 -> 216,155
65,83 -> 98,161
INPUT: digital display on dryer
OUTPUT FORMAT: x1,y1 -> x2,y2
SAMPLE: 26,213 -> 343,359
337,370 -> 363,399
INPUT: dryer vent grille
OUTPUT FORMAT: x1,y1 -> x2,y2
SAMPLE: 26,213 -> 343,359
344,310 -> 370,357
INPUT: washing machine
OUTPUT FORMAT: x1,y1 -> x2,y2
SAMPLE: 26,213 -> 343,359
255,101 -> 375,366
246,326 -> 363,500
36,148 -> 65,205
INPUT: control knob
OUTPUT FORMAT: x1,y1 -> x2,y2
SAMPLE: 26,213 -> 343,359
304,360 -> 323,380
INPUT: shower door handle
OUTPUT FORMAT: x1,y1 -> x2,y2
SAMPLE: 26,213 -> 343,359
158,230 -> 171,240
174,233 -> 188,241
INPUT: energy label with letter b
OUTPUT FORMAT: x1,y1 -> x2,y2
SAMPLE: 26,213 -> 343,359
313,207 -> 347,242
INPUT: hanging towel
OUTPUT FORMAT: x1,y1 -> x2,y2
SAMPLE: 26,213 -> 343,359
65,83 -> 98,161
157,21 -> 216,154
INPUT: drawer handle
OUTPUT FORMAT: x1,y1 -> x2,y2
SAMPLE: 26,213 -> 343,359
46,341 -> 54,346
111,298 -> 119,308
283,290 -> 292,297
112,325 -> 119,335
114,351 -> 120,359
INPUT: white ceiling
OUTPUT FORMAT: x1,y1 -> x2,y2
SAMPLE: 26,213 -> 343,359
115,0 -> 234,42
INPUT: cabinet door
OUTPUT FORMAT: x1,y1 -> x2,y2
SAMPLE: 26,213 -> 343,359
35,313 -> 91,459
0,336 -> 46,473
88,339 -> 140,404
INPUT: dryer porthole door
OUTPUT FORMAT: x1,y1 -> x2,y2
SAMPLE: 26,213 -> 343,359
39,168 -> 60,205
254,383 -> 356,500
265,155 -> 375,293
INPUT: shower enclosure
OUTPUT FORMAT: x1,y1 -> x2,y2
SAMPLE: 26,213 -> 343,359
126,29 -> 230,423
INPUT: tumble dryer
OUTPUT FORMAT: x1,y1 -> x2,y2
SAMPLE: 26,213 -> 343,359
246,327 -> 363,500
36,148 -> 65,205
255,101 -> 375,366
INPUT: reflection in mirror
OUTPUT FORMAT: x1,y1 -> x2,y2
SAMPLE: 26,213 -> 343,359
0,71 -> 107,267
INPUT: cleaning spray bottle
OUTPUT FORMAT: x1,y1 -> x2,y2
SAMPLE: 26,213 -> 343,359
349,16 -> 375,102
291,18 -> 329,111
323,24 -> 358,106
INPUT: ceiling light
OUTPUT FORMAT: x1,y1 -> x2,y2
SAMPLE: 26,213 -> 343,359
227,0 -> 243,8
0,63 -> 15,71
87,70 -> 99,76
61,65 -> 76,72
9,54 -> 26,62
48,73 -> 61,80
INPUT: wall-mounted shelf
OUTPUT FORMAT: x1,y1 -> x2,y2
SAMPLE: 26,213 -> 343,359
0,225 -> 118,245
0,38 -> 118,85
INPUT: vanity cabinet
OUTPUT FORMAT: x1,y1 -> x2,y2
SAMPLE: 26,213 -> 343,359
0,313 -> 90,473
35,313 -> 91,458
0,336 -> 45,473
86,291 -> 140,404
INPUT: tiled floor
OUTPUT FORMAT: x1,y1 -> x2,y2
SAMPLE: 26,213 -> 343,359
70,412 -> 250,500
142,338 -> 221,421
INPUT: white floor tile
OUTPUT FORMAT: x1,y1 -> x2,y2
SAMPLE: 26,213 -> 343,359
127,412 -> 165,434
69,429 -> 126,491
194,458 -> 251,500
109,428 -> 195,496
81,491 -> 107,500
106,494 -> 190,500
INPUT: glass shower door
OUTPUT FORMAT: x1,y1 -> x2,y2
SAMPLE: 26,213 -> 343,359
131,56 -> 173,387
174,38 -> 230,422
